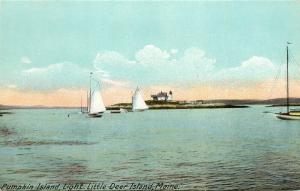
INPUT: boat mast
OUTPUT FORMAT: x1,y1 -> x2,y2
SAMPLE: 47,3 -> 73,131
89,72 -> 93,112
80,96 -> 83,112
86,91 -> 89,112
286,43 -> 290,113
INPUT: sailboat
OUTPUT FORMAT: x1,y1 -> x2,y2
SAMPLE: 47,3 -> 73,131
88,87 -> 106,117
87,72 -> 106,118
276,42 -> 300,120
132,87 -> 149,112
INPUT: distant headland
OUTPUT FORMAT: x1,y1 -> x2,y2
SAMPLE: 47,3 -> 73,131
1,98 -> 300,111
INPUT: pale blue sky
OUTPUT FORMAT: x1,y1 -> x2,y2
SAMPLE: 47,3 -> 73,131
0,1 -> 300,91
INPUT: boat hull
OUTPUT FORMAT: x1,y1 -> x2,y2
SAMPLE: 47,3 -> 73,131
276,113 -> 300,120
110,110 -> 121,114
289,111 -> 300,116
132,109 -> 147,112
88,112 -> 103,118
106,108 -> 127,114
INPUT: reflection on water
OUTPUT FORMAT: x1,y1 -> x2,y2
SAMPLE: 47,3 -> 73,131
0,107 -> 300,190
0,126 -> 16,136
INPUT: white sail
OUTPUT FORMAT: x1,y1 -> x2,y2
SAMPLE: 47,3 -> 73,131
132,87 -> 148,111
89,89 -> 106,114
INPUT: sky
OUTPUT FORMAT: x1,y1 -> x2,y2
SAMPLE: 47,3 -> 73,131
0,1 -> 300,106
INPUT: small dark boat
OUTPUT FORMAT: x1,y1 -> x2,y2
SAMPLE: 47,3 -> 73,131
108,108 -> 127,114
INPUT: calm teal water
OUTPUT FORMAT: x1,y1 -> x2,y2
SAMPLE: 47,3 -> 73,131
0,106 -> 300,190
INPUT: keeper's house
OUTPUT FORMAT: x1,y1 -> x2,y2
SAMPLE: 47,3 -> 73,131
151,91 -> 173,101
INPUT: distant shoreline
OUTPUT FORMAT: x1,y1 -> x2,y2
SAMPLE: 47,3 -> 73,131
1,98 -> 299,110
267,103 -> 300,107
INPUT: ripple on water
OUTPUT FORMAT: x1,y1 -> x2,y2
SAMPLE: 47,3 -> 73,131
0,126 -> 16,136
1,108 -> 300,190
1,140 -> 97,147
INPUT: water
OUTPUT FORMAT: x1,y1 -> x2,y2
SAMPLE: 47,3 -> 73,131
0,106 -> 300,190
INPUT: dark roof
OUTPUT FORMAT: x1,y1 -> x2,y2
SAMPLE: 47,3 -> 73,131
151,91 -> 168,98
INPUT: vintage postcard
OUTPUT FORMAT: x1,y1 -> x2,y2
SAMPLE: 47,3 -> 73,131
1,1 -> 300,191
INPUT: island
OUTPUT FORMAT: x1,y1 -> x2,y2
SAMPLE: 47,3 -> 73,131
107,100 -> 249,110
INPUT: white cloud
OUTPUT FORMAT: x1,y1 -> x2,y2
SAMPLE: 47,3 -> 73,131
7,84 -> 17,89
179,47 -> 216,71
93,51 -> 136,81
135,44 -> 170,65
93,48 -> 277,85
14,46 -> 279,91
22,63 -> 62,75
240,56 -> 274,69
93,45 -> 216,85
170,49 -> 178,55
21,56 -> 32,64
94,51 -> 135,66
101,78 -> 130,87
216,56 -> 276,81
20,62 -> 90,91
